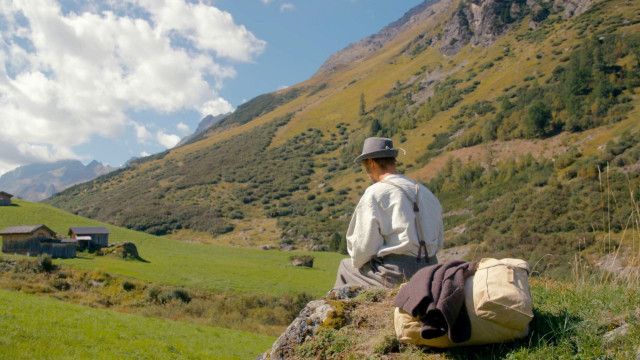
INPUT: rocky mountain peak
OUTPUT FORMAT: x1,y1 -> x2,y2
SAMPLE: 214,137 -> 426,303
316,0 -> 440,75
440,0 -> 593,55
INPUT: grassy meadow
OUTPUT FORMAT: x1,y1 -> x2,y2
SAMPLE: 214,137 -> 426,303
0,199 -> 345,297
0,289 -> 274,360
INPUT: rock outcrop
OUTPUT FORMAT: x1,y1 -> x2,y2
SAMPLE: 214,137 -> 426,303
261,286 -> 365,360
440,0 -> 594,55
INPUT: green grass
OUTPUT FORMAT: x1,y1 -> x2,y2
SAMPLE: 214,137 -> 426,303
444,279 -> 640,359
0,200 -> 345,297
0,289 -> 274,359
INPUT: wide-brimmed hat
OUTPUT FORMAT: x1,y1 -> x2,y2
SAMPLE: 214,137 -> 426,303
354,137 -> 399,163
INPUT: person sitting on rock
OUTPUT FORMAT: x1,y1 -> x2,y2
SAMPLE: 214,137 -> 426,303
334,137 -> 443,288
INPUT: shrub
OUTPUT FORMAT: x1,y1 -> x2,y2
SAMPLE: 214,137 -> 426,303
525,101 -> 552,138
122,281 -> 136,291
38,255 -> 54,273
50,278 -> 71,291
148,287 -> 192,304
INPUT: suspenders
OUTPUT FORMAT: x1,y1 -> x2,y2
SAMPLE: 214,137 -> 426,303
380,178 -> 430,263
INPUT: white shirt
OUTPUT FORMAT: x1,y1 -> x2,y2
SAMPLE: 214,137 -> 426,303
346,174 -> 444,269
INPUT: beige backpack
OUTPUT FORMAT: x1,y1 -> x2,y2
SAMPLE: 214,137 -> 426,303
394,258 -> 533,348
473,258 -> 533,330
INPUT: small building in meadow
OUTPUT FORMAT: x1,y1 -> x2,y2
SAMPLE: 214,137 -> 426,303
0,191 -> 13,206
0,224 -> 76,258
68,227 -> 109,250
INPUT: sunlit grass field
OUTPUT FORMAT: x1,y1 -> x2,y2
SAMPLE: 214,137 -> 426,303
0,199 -> 345,297
0,289 -> 275,360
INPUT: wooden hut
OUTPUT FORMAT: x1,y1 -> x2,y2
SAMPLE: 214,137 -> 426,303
0,224 -> 75,258
68,227 -> 109,250
0,191 -> 13,206
0,224 -> 56,242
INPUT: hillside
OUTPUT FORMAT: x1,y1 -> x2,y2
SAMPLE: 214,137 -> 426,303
0,160 -> 115,201
47,0 -> 640,278
0,289 -> 273,359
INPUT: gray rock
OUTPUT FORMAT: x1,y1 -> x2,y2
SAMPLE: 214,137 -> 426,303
327,285 -> 365,300
311,244 -> 329,252
291,256 -> 314,268
280,244 -> 296,251
554,0 -> 593,18
267,300 -> 335,360
440,0 -> 594,56
603,323 -> 629,346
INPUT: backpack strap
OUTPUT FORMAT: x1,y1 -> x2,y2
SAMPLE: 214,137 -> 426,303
380,178 -> 430,263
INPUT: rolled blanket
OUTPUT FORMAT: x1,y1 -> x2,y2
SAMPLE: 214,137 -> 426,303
394,260 -> 476,343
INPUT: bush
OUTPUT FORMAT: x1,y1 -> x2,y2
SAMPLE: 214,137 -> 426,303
122,281 -> 136,291
50,278 -> 71,291
525,101 -> 552,138
38,255 -> 54,273
148,287 -> 192,304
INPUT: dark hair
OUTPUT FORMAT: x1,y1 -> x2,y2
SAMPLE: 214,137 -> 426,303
368,157 -> 396,169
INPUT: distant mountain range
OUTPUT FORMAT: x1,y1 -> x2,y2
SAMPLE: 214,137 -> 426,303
177,113 -> 230,146
0,160 -> 116,201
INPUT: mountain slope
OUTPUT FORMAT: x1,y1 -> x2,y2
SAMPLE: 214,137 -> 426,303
48,0 -> 640,278
0,159 -> 115,201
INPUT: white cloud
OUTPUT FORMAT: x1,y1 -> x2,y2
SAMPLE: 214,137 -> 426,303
141,0 -> 266,62
277,85 -> 290,90
176,121 -> 190,135
0,0 -> 264,170
132,122 -> 152,143
280,3 -> 295,12
140,151 -> 151,157
260,0 -> 273,4
200,97 -> 234,116
156,130 -> 181,149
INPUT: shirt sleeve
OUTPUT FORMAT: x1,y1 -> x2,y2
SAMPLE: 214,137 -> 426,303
346,191 -> 384,269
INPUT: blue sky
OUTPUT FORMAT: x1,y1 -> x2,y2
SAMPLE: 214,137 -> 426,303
0,0 -> 423,174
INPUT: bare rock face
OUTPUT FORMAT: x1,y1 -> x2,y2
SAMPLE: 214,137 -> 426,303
261,286 -> 364,360
441,0 -> 525,55
264,300 -> 334,360
440,0 -> 593,56
554,0 -> 593,18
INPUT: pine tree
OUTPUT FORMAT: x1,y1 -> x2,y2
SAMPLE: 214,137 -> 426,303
359,93 -> 366,116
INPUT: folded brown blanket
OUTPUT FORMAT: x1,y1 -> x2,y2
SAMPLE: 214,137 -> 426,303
394,260 -> 477,343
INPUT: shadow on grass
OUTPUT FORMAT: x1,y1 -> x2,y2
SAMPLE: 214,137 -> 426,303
1,203 -> 20,207
423,309 -> 582,359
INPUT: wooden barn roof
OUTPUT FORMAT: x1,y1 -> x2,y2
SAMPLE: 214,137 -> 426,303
0,191 -> 13,198
68,227 -> 110,235
0,224 -> 56,235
